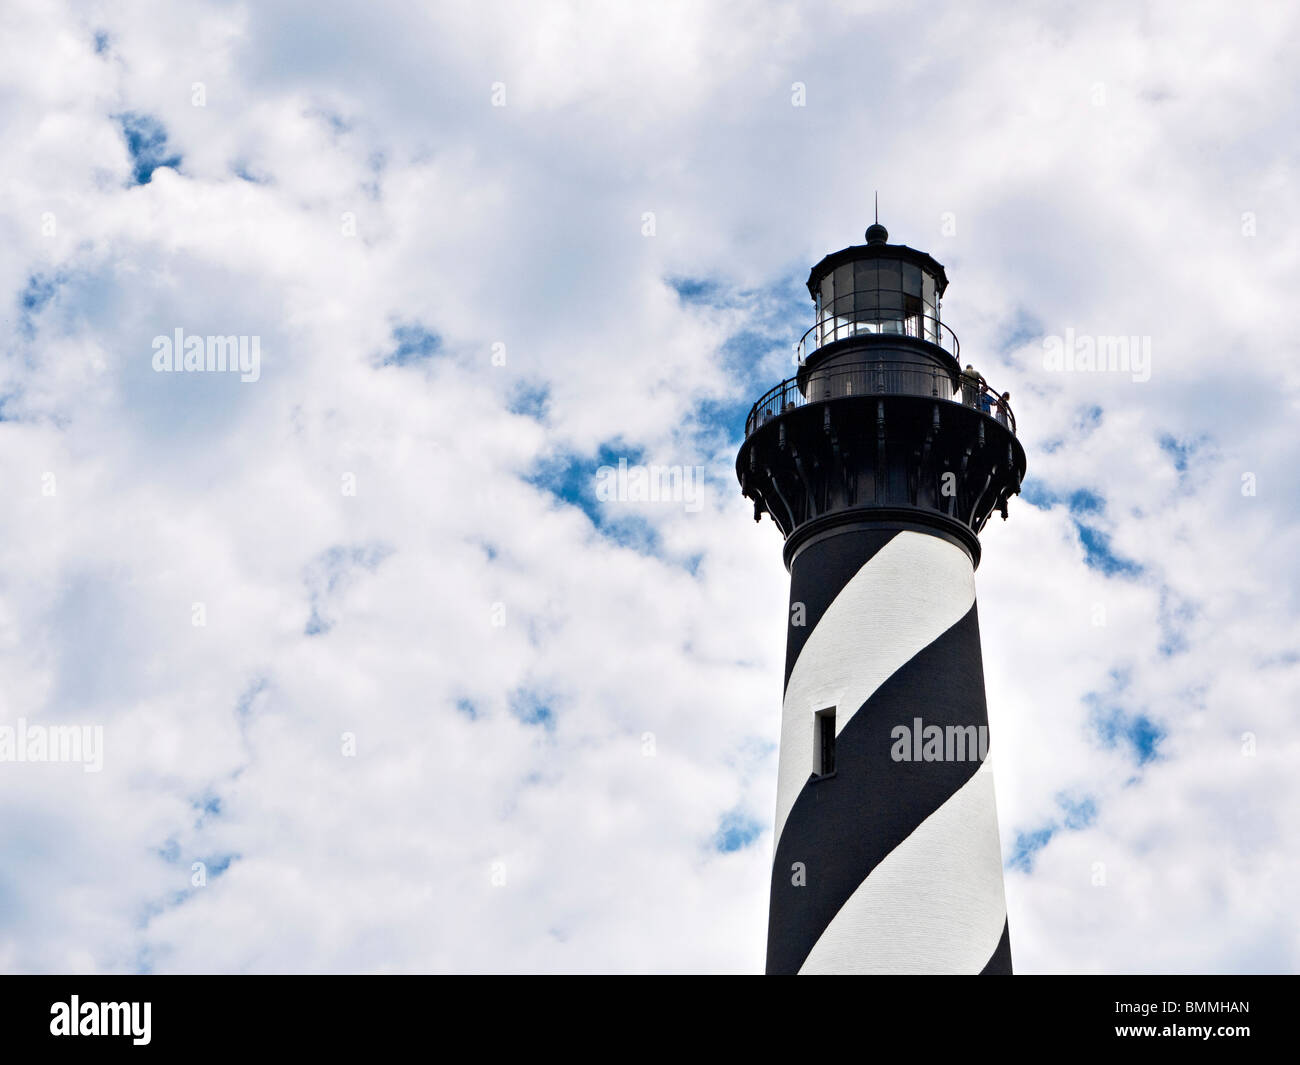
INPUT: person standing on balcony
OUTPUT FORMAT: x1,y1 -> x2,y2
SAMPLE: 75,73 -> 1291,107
960,363 -> 984,407
997,391 -> 1013,430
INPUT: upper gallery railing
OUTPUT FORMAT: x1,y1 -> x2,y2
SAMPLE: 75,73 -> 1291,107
745,358 -> 1017,438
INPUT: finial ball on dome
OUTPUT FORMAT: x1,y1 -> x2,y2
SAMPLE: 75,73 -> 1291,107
865,222 -> 889,245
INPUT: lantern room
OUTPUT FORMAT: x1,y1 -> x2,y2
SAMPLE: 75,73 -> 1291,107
802,223 -> 952,364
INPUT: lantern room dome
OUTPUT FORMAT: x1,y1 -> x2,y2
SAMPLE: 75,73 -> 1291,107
806,234 -> 949,300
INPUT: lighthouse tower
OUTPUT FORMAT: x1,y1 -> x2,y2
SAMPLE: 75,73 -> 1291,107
736,222 -> 1026,975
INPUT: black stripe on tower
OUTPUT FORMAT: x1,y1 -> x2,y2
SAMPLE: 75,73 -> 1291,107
980,921 -> 1013,975
767,596 -> 1010,974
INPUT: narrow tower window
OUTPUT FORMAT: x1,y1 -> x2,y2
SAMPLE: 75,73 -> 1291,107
814,708 -> 836,777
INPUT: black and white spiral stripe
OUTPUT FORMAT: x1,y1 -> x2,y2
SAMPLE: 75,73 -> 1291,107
768,527 -> 1012,975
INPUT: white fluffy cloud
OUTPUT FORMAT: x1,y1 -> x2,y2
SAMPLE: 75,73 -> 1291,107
0,0 -> 1296,973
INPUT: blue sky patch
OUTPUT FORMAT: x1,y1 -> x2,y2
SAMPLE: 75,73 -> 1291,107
17,272 -> 63,339
1068,488 -> 1105,515
207,853 -> 240,878
1019,480 -> 1057,509
115,112 -> 182,185
668,276 -> 724,305
1008,825 -> 1055,872
692,394 -> 753,445
1021,483 -> 1107,516
379,322 -> 441,367
1074,522 -> 1143,577
190,792 -> 224,830
1076,405 -> 1104,431
508,688 -> 555,729
1158,432 -> 1195,472
1016,481 -> 1144,575
713,808 -> 763,853
1008,793 -> 1098,872
1057,792 -> 1098,830
528,442 -> 643,517
525,443 -> 666,555
1157,431 -> 1212,484
508,381 -> 550,420
719,326 -> 795,384
1088,695 -> 1166,766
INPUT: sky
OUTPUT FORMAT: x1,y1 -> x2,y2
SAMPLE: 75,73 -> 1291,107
0,0 -> 1297,974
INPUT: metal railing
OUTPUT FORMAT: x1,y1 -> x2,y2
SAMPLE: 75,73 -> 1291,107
745,359 -> 1017,437
798,288 -> 960,364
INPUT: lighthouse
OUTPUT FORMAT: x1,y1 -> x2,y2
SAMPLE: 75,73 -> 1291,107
736,222 -> 1025,975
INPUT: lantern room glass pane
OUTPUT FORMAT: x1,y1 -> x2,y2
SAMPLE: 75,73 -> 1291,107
879,262 -> 902,329
830,265 -> 853,341
902,262 -> 922,297
833,265 -> 854,318
854,260 -> 879,320
819,274 -> 834,347
876,258 -> 901,293
921,273 -> 938,342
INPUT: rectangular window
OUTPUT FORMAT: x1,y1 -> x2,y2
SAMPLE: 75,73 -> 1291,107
814,708 -> 836,777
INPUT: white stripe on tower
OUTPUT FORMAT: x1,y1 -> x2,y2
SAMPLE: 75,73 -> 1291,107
799,758 -> 1007,974
774,532 -> 975,845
